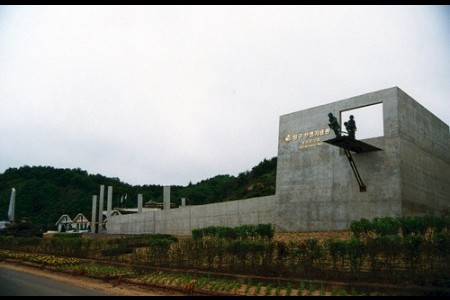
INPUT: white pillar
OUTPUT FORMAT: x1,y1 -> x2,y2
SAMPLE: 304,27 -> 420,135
138,194 -> 143,213
98,185 -> 105,233
107,186 -> 113,219
91,195 -> 97,233
7,188 -> 16,222
181,197 -> 186,207
163,186 -> 170,210
106,186 -> 113,232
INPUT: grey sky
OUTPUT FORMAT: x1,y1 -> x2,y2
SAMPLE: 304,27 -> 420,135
0,5 -> 448,186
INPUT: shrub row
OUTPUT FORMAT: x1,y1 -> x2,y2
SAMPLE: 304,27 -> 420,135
191,224 -> 274,240
350,215 -> 450,239
1,219 -> 448,286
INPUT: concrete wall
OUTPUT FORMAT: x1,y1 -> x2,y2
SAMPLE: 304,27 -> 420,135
276,87 -> 450,232
108,195 -> 277,235
396,89 -> 450,215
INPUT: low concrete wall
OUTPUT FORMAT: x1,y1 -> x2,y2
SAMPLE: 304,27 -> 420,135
107,195 -> 277,235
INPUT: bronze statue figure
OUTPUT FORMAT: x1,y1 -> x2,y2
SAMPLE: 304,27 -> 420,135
328,112 -> 341,137
345,115 -> 356,139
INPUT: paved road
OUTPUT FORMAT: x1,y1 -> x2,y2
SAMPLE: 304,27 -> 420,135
0,265 -> 111,296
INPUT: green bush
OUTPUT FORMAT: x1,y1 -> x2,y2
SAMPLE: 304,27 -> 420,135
346,237 -> 365,272
255,224 -> 275,240
327,239 -> 347,269
366,234 -> 402,272
350,218 -> 372,239
191,224 -> 274,241
53,233 -> 82,239
191,228 -> 204,240
433,232 -> 450,256
403,234 -> 424,269
372,217 -> 399,236
399,216 -> 427,236
424,215 -> 445,234
101,246 -> 134,257
300,238 -> 324,270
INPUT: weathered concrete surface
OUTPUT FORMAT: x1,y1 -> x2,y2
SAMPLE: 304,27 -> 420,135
276,87 -> 450,232
396,89 -> 450,215
108,195 -> 277,235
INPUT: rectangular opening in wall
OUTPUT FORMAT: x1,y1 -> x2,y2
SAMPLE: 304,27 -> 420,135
340,103 -> 384,139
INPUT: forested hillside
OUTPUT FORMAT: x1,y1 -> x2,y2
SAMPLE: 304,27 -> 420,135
0,157 -> 276,231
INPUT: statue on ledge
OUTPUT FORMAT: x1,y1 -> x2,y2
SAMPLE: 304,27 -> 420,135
328,112 -> 341,137
345,115 -> 357,139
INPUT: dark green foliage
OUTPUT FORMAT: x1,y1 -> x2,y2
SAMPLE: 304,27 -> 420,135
1,217 -> 449,289
366,234 -> 402,271
191,228 -> 203,240
350,216 -> 400,237
0,157 -> 276,232
255,224 -> 275,240
290,238 -> 324,273
346,237 -> 365,272
372,217 -> 400,236
101,246 -> 134,257
191,224 -> 274,241
0,166 -> 137,232
326,239 -> 347,269
402,234 -> 424,269
174,157 -> 277,205
1,218 -> 42,237
433,232 -> 450,256
48,233 -> 84,256
399,216 -> 427,236
53,232 -> 82,239
350,218 -> 372,239
350,215 -> 449,239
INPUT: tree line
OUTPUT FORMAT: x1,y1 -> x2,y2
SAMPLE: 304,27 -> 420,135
0,157 -> 276,232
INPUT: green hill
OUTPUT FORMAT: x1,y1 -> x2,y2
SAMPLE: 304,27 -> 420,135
0,157 -> 276,231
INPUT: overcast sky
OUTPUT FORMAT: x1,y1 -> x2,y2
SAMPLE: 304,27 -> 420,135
0,5 -> 448,186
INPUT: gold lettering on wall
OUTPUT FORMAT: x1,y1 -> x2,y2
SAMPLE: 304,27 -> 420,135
284,128 -> 330,150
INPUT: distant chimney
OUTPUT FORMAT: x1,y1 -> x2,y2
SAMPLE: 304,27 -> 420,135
7,188 -> 15,222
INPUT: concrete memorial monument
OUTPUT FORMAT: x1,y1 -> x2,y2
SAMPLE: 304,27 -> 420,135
277,87 -> 449,231
107,87 -> 449,235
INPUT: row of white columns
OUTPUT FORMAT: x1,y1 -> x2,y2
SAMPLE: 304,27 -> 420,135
90,185 -> 147,234
90,185 -> 113,233
91,185 -> 104,233
90,185 -> 185,234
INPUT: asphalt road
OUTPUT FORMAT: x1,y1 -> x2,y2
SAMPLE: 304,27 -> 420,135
0,265 -> 110,296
